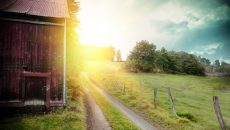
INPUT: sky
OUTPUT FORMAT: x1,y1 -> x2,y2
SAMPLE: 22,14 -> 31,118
77,0 -> 230,62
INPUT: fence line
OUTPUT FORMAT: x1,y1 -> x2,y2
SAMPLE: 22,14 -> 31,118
109,79 -> 228,128
122,84 -> 126,95
154,88 -> 157,109
130,82 -> 133,95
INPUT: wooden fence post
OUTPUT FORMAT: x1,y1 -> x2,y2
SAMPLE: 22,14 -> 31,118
122,84 -> 126,95
114,81 -> 117,91
167,88 -> 178,117
130,82 -> 133,95
213,96 -> 227,130
154,88 -> 157,109
113,81 -> 115,91
139,80 -> 142,96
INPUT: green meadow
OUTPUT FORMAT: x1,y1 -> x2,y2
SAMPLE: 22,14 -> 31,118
85,61 -> 230,130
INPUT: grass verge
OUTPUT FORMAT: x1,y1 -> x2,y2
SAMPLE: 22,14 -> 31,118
0,98 -> 86,130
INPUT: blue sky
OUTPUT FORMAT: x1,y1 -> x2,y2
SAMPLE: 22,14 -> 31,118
78,0 -> 230,62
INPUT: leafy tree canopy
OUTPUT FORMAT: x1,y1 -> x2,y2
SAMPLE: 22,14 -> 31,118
126,40 -> 205,76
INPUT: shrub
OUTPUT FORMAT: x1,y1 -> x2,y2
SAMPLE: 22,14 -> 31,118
177,112 -> 197,122
67,77 -> 83,101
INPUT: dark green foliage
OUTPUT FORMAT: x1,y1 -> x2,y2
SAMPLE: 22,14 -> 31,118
126,40 -> 156,72
220,61 -> 230,73
177,112 -> 197,122
199,57 -> 211,66
181,54 -> 205,76
214,60 -> 221,71
155,48 -> 178,73
126,40 -> 205,75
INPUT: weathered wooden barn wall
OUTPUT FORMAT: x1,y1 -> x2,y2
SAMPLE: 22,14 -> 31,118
0,20 -> 64,105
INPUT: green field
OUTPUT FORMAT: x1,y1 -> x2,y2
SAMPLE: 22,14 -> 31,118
84,61 -> 230,130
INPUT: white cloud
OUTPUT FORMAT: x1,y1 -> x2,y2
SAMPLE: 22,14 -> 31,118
203,44 -> 219,51
190,43 -> 220,55
78,0 -> 230,60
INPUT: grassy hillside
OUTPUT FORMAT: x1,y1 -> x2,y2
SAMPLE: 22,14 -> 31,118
84,61 -> 230,130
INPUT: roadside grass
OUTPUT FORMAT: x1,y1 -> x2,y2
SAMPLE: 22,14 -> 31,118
84,61 -> 230,130
81,74 -> 140,130
0,98 -> 86,130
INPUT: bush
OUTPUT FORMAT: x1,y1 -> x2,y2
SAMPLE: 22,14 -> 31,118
177,112 -> 197,122
67,77 -> 83,101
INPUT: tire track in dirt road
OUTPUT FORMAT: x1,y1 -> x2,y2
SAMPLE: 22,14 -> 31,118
83,74 -> 159,130
84,88 -> 111,130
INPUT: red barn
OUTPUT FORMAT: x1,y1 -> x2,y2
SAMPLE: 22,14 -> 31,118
0,0 -> 69,109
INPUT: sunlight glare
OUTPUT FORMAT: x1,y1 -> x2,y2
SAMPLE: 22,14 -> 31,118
77,4 -> 117,47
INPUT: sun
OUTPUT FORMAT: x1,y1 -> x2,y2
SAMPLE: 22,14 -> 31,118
77,19 -> 115,46
76,2 -> 117,47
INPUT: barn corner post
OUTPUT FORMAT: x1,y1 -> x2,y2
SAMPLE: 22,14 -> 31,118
63,18 -> 67,106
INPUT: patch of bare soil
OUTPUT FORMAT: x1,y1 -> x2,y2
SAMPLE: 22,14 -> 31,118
84,88 -> 111,130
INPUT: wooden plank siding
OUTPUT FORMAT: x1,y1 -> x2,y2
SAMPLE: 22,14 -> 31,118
0,20 -> 64,107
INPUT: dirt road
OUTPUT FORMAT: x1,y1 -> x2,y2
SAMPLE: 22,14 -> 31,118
84,74 -> 159,130
84,88 -> 111,130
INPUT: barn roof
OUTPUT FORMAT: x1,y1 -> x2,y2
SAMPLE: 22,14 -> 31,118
0,0 -> 69,18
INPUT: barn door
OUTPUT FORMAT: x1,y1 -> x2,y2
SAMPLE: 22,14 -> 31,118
24,77 -> 46,106
23,72 -> 51,108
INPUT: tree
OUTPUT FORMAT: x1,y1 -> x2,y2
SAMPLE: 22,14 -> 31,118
125,40 -> 205,75
200,57 -> 211,66
126,40 -> 156,72
214,60 -> 220,72
66,0 -> 81,77
81,45 -> 115,61
116,49 -> 122,62
155,47 -> 171,72
105,46 -> 115,61
182,54 -> 205,75
66,0 -> 82,101
220,61 -> 230,73
158,47 -> 173,72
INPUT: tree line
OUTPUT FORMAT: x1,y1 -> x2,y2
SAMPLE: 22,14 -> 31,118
125,40 -> 208,76
204,59 -> 230,76
80,45 -> 115,61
